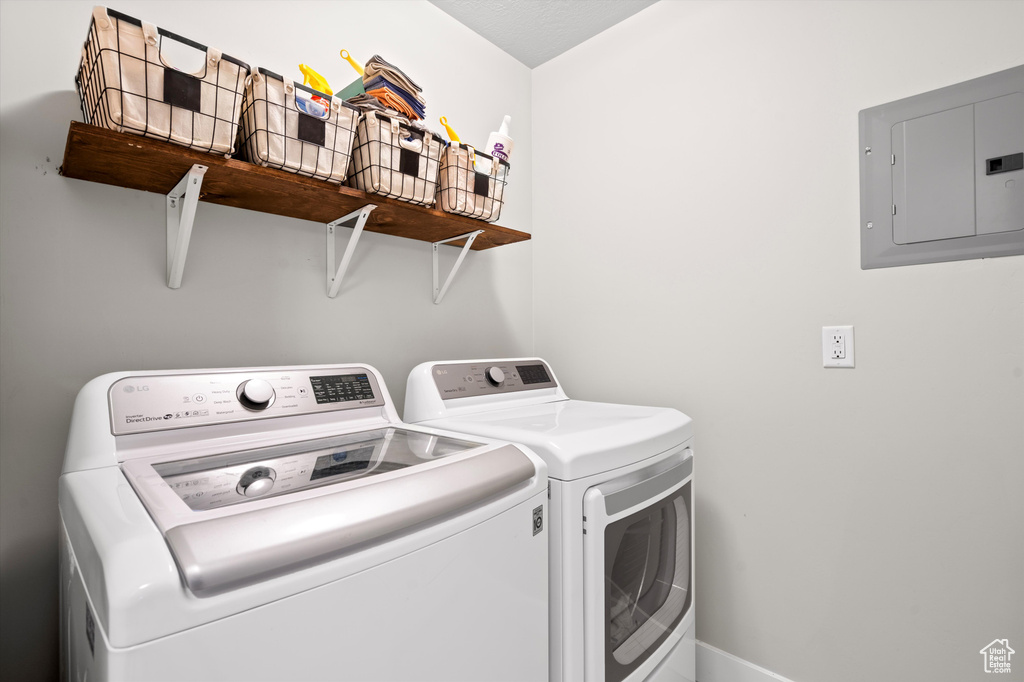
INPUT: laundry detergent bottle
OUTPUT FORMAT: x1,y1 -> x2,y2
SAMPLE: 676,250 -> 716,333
485,115 -> 513,162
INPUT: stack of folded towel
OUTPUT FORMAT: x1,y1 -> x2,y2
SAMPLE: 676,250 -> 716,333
344,92 -> 399,116
362,55 -> 426,120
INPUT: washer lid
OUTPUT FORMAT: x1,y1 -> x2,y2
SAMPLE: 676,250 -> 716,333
140,428 -> 480,513
120,428 -> 538,597
425,400 -> 693,480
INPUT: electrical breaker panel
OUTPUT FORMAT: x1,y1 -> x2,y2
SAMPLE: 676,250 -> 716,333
860,66 -> 1023,269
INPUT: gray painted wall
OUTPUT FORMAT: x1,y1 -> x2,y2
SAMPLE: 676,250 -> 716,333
0,1 -> 531,678
532,2 -> 1023,681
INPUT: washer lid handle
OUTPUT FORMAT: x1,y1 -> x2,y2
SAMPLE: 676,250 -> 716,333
164,444 -> 537,597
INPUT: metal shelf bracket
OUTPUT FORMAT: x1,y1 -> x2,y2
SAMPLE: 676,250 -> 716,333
432,230 -> 484,304
166,164 -> 207,288
327,205 -> 377,298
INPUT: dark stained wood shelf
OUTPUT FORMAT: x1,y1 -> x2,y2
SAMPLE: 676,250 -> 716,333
60,121 -> 530,250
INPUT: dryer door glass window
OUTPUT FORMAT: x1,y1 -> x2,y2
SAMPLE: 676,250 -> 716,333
604,482 -> 691,682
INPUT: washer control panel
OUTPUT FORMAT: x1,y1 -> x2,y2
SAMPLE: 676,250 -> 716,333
432,360 -> 558,400
109,368 -> 384,435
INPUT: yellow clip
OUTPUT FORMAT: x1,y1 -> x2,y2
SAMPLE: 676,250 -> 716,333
439,116 -> 460,143
339,50 -> 364,77
298,64 -> 333,96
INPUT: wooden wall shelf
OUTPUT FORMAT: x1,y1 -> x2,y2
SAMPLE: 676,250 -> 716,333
60,121 -> 530,251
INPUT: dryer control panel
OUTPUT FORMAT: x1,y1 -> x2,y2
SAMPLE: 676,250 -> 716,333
432,360 -> 558,400
109,367 -> 385,435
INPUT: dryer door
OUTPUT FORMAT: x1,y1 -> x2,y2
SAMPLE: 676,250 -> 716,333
583,448 -> 693,682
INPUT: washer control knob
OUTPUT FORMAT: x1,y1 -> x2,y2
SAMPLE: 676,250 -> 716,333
237,466 -> 276,498
237,379 -> 275,410
485,366 -> 505,386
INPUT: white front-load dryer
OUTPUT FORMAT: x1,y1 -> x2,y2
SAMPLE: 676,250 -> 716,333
405,358 -> 696,682
59,364 -> 549,681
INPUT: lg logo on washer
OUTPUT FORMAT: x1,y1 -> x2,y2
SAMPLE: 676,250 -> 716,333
122,384 -> 150,393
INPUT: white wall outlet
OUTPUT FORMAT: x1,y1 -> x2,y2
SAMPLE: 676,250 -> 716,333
822,326 -> 855,368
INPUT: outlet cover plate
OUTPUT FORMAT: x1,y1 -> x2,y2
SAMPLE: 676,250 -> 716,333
823,326 -> 855,368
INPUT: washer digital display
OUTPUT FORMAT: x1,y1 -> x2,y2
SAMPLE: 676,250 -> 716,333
309,374 -> 375,404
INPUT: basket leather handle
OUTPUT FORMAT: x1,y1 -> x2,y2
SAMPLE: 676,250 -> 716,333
388,118 -> 423,153
452,143 -> 501,176
142,20 -> 219,78
398,136 -> 423,152
282,77 -> 335,119
388,118 -> 434,153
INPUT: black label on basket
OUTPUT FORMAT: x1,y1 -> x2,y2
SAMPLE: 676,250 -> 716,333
474,171 -> 490,197
400,148 -> 419,176
163,68 -> 201,113
298,115 -> 326,147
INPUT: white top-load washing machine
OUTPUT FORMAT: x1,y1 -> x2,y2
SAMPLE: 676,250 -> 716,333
405,358 -> 695,682
59,364 -> 549,682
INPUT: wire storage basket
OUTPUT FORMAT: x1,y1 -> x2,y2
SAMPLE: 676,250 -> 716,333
436,144 -> 509,223
239,68 -> 360,183
75,6 -> 249,157
347,112 -> 442,206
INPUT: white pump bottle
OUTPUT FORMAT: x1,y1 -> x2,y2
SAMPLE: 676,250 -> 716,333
485,115 -> 513,162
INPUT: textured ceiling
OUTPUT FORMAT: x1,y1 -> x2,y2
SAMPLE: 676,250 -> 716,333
428,0 -> 659,68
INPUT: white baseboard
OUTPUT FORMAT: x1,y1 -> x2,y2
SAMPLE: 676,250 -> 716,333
696,641 -> 796,682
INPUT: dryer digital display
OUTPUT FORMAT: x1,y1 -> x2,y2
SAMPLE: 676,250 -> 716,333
516,364 -> 551,385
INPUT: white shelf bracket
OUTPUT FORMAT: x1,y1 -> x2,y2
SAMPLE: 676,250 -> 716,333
326,204 -> 377,298
432,230 -> 484,304
166,164 -> 207,289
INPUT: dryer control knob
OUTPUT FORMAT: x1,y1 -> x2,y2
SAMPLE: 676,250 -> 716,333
237,379 -> 276,410
237,466 -> 276,497
485,366 -> 505,386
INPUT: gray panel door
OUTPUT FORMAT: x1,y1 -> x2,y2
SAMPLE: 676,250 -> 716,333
892,104 -> 976,244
